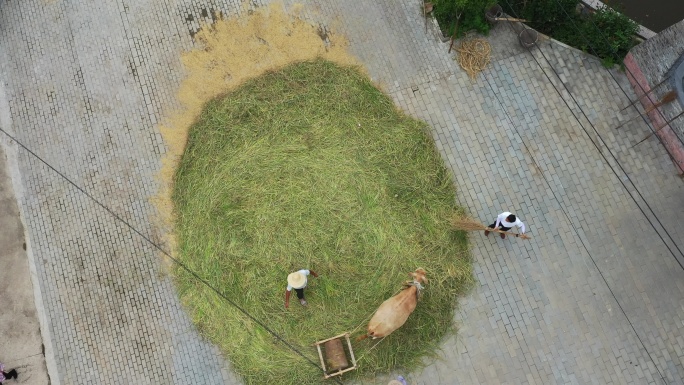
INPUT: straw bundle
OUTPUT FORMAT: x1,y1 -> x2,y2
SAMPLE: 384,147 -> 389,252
455,36 -> 491,79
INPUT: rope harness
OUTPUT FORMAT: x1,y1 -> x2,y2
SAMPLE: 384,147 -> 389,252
407,280 -> 425,300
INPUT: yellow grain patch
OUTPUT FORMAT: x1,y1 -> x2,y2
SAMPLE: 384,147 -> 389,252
153,2 -> 361,255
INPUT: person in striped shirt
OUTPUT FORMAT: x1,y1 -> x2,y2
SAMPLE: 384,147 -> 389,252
484,211 -> 526,239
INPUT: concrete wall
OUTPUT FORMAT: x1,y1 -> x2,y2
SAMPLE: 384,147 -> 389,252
624,19 -> 684,173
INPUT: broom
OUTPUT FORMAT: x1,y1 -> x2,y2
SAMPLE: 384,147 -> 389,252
630,110 -> 684,148
451,215 -> 531,240
614,90 -> 677,129
620,75 -> 671,111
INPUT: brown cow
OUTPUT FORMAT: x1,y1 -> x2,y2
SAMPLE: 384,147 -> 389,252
357,268 -> 427,341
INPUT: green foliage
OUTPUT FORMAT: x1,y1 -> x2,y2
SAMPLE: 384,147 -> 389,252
173,60 -> 473,385
504,0 -> 579,33
502,0 -> 638,67
579,7 -> 639,66
432,0 -> 495,37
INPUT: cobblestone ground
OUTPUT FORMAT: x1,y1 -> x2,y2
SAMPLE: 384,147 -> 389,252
1,0 -> 683,384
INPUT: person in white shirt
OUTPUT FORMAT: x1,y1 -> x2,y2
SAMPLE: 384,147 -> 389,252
484,211 -> 526,239
284,269 -> 319,308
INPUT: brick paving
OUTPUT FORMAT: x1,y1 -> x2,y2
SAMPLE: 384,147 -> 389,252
0,0 -> 242,384
1,0 -> 683,384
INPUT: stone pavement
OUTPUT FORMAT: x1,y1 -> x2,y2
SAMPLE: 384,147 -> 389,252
1,0 -> 684,384
0,1 -> 240,384
0,83 -> 49,385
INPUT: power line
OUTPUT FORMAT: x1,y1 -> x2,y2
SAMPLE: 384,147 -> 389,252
555,1 -> 684,162
517,46 -> 671,383
533,43 -> 684,266
484,71 -> 666,383
0,127 -> 342,384
487,4 -> 673,382
497,0 -> 684,269
486,74 -> 655,383
481,44 -> 668,385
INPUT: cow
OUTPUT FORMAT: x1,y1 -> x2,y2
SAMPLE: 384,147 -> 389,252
357,268 -> 427,341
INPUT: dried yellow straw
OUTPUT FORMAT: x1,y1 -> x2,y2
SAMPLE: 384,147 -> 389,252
455,35 -> 491,79
451,215 -> 531,240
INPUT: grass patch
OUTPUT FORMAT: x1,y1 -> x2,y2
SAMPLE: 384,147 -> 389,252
172,60 -> 472,384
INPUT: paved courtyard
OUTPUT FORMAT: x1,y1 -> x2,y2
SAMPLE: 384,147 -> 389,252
1,0 -> 683,384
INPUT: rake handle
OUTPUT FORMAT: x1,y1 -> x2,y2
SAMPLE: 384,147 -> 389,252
488,227 -> 530,239
493,17 -> 528,22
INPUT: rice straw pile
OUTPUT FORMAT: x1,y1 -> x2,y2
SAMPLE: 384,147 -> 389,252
455,36 -> 491,79
172,60 -> 474,385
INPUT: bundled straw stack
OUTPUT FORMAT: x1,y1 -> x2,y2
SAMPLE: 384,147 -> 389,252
451,215 -> 531,240
455,35 -> 491,79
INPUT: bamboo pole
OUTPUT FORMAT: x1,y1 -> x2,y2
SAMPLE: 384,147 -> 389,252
424,2 -> 433,33
492,17 -> 528,22
448,13 -> 462,54
423,1 -> 427,33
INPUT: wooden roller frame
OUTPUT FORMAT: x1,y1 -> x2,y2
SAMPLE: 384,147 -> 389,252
313,332 -> 358,379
